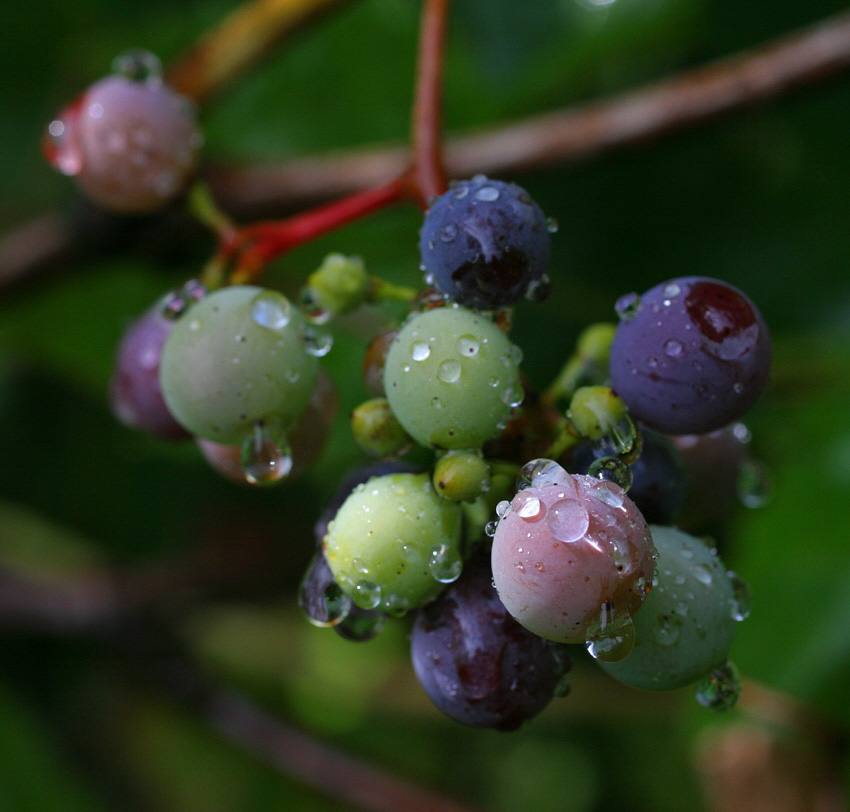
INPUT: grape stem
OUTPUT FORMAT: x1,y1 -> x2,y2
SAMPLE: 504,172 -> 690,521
410,0 -> 451,205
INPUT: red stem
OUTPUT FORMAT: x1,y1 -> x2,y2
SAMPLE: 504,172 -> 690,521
233,174 -> 409,279
410,0 -> 450,206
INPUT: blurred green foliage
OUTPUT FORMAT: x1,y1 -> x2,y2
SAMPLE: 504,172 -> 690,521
1,0 -> 850,809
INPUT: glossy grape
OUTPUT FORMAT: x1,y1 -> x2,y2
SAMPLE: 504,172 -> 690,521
44,70 -> 200,213
491,462 -> 655,645
599,525 -> 739,691
159,286 -> 318,445
323,472 -> 463,614
109,302 -> 188,439
384,306 -> 523,449
411,553 -> 571,730
609,277 -> 771,435
568,429 -> 685,525
420,177 -> 551,308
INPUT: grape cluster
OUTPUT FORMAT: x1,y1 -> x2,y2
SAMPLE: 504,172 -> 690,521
62,50 -> 767,726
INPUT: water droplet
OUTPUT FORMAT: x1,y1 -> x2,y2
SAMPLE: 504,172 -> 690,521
514,490 -> 546,521
546,217 -> 559,234
525,273 -> 552,302
382,593 -> 411,617
653,613 -> 682,646
692,564 -> 713,586
737,458 -> 771,508
240,422 -> 293,485
431,396 -> 443,410
546,498 -> 589,543
428,544 -> 463,583
606,415 -> 640,459
160,279 -> 208,320
611,536 -> 634,573
507,345 -> 524,365
299,288 -> 331,324
484,520 -> 498,537
112,49 -> 163,83
457,335 -> 479,356
437,359 -> 461,383
585,604 -> 635,662
517,458 -> 568,491
694,660 -> 742,711
411,341 -> 431,361
663,282 -> 681,299
663,339 -> 683,357
500,384 -> 524,408
732,422 -> 752,443
439,224 -> 457,242
588,457 -> 633,491
303,324 -> 333,356
298,553 -> 351,627
88,102 -> 104,120
352,580 -> 382,610
496,500 -> 512,518
727,571 -> 751,620
615,293 -> 642,321
475,186 -> 500,202
251,290 -> 292,330
453,184 -> 469,200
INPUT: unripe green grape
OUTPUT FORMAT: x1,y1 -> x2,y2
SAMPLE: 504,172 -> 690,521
350,398 -> 411,458
323,473 -> 463,614
568,387 -> 628,440
433,451 -> 491,502
598,525 -> 740,691
384,306 -> 523,449
159,286 -> 318,444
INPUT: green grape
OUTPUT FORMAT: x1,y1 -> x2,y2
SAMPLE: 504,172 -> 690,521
323,472 -> 463,614
159,286 -> 318,444
598,525 -> 740,691
433,450 -> 491,502
383,306 -> 523,449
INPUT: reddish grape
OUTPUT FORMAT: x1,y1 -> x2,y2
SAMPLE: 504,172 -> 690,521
609,277 -> 771,435
109,303 -> 188,440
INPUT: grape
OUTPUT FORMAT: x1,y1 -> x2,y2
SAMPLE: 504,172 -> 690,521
420,177 -> 551,308
323,472 -> 463,614
362,329 -> 397,397
109,302 -> 188,440
383,306 -> 523,449
598,525 -> 739,691
44,62 -> 200,214
568,429 -> 685,525
609,277 -> 771,435
491,462 -> 655,649
411,552 -> 571,730
159,286 -> 318,445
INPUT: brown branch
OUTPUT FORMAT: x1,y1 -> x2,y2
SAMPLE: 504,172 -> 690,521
167,0 -> 356,104
7,10 -> 850,281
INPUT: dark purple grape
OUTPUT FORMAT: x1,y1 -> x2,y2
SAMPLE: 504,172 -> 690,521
109,303 -> 188,440
567,429 -> 685,525
419,177 -> 551,308
609,277 -> 771,435
411,553 -> 570,731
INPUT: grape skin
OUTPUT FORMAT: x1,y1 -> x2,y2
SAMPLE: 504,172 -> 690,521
609,277 -> 771,435
491,470 -> 655,644
323,473 -> 463,614
411,553 -> 570,731
599,525 -> 737,691
45,75 -> 200,214
159,286 -> 318,445
383,306 -> 523,450
109,303 -> 188,440
420,177 -> 551,308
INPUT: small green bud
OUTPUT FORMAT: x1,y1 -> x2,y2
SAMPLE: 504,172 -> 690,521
351,398 -> 411,457
569,386 -> 628,440
576,322 -> 616,365
433,450 -> 491,502
306,253 -> 369,316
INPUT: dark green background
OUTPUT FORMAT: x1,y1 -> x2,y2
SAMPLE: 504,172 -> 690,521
1,0 -> 849,809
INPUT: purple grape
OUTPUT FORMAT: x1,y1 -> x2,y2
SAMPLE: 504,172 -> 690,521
109,303 -> 188,440
419,177 -> 551,308
609,277 -> 771,435
410,553 -> 571,731
567,429 -> 685,525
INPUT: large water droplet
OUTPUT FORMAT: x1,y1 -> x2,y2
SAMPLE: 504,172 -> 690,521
588,457 -> 633,491
437,359 -> 461,382
517,458 -> 568,491
411,341 -> 431,361
457,335 -> 479,357
298,552 -> 351,627
585,603 -> 635,662
251,290 -> 292,330
495,500 -> 511,518
484,520 -> 498,537
546,498 -> 589,543
694,660 -> 742,711
240,423 -> 293,485
513,489 -> 545,521
303,324 -> 333,356
615,292 -> 641,321
475,186 -> 500,202
428,544 -> 463,583
727,571 -> 751,620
